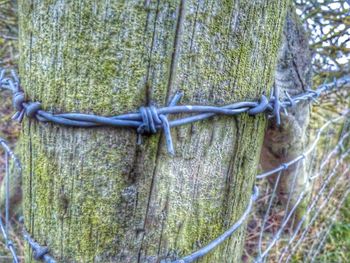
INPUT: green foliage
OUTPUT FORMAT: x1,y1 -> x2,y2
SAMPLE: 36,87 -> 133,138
315,196 -> 350,262
297,1 -> 350,260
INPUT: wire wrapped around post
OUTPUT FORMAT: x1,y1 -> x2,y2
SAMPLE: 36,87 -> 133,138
1,69 -> 349,154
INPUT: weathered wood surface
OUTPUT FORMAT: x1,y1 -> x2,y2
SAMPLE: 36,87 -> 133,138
18,0 -> 289,262
260,8 -> 312,225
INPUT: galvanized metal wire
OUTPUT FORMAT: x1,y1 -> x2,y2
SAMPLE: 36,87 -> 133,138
0,138 -> 20,263
284,168 -> 350,263
0,71 -> 349,262
165,108 -> 350,262
249,111 -> 350,263
1,68 -> 349,154
308,188 -> 350,263
170,186 -> 259,263
22,229 -> 56,263
0,138 -> 55,263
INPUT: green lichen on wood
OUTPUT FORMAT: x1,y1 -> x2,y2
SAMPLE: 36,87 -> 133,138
18,0 -> 289,262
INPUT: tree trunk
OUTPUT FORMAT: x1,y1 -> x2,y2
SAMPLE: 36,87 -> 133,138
18,0 -> 289,262
261,7 -> 312,226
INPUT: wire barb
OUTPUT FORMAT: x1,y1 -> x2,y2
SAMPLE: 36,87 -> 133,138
0,68 -> 349,262
1,68 -> 349,154
23,229 -> 56,263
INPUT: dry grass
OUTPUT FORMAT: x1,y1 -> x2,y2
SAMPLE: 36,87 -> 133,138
243,90 -> 350,262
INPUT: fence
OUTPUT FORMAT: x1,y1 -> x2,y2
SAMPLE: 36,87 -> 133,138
245,111 -> 350,262
0,70 -> 349,262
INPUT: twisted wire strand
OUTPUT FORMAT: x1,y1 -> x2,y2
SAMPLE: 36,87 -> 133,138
285,166 -> 350,262
22,229 -> 56,263
0,69 -> 349,262
0,138 -> 20,263
308,188 -> 350,263
255,120 -> 350,262
257,109 -> 350,179
280,152 -> 350,262
170,186 -> 259,263
1,69 -> 350,154
0,138 -> 55,263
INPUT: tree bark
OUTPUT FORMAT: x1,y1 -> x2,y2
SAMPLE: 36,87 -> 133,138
261,7 -> 312,226
18,0 -> 289,262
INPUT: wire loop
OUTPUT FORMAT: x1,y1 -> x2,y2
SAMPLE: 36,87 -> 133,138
1,69 -> 350,154
0,68 -> 349,263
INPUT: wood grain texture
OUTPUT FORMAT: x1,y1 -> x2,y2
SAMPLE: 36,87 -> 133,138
18,0 -> 289,262
260,8 -> 312,225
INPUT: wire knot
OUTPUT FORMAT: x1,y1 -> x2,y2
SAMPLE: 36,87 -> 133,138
25,102 -> 42,118
284,91 -> 295,108
137,106 -> 174,155
23,228 -> 51,261
135,92 -> 183,155
6,240 -> 14,249
272,85 -> 282,126
13,91 -> 25,111
248,95 -> 269,115
281,163 -> 288,170
12,101 -> 42,123
307,88 -> 321,100
137,106 -> 162,135
33,246 -> 49,260
12,101 -> 41,122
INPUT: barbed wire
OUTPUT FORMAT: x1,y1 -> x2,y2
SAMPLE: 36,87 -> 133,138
22,229 -> 56,263
0,71 -> 349,262
0,69 -> 349,154
138,109 -> 349,262
0,129 -> 346,263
